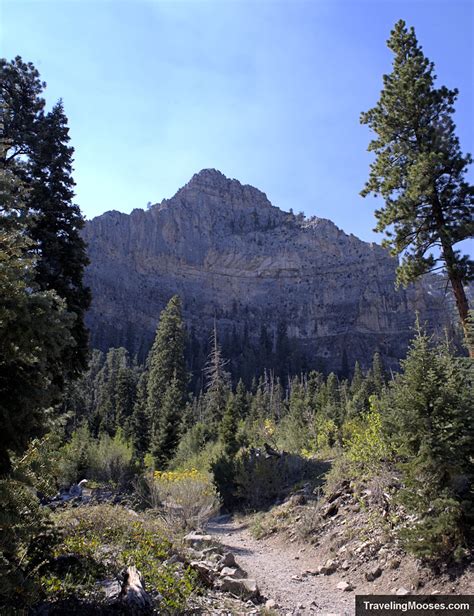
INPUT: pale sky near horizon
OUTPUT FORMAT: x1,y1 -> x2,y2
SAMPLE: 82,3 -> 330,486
1,0 -> 473,248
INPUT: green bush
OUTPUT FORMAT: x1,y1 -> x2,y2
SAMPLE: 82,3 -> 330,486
0,479 -> 56,611
343,401 -> 391,476
58,425 -> 135,487
396,457 -> 467,562
231,450 -> 309,510
46,505 -> 199,611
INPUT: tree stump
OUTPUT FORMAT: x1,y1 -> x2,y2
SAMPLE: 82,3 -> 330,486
119,565 -> 153,612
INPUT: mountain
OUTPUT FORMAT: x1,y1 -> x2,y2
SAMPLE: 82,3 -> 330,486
83,168 -> 455,384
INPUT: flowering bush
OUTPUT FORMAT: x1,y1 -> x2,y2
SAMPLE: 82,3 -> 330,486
148,468 -> 220,531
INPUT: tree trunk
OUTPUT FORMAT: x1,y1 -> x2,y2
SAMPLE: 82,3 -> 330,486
431,193 -> 473,357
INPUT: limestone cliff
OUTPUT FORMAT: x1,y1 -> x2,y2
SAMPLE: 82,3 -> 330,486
83,169 -> 455,379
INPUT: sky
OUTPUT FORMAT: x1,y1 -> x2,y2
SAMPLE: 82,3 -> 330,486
1,0 -> 473,246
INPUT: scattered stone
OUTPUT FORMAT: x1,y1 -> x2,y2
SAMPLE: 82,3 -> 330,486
323,502 -> 339,518
319,559 -> 338,575
396,587 -> 410,596
327,480 -> 350,503
336,580 -> 353,592
220,566 -> 246,579
219,551 -> 237,568
190,560 -> 216,585
184,532 -> 213,549
265,598 -> 278,609
219,576 -> 259,600
341,560 -> 350,571
365,566 -> 382,582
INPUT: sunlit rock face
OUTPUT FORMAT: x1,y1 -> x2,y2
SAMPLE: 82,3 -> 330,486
83,169 -> 454,376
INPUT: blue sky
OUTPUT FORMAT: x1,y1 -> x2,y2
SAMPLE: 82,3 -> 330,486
1,0 -> 473,245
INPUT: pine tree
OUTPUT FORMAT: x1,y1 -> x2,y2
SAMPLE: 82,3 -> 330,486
361,20 -> 473,353
0,138 -> 72,473
28,100 -> 90,373
1,57 -> 45,168
371,352 -> 386,395
220,395 -> 239,458
129,372 -> 150,459
350,361 -> 364,396
2,58 -> 91,372
151,374 -> 185,468
380,328 -> 474,559
146,295 -> 187,435
234,379 -> 249,420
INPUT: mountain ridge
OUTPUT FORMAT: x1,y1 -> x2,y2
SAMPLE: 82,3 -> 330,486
83,169 -> 455,383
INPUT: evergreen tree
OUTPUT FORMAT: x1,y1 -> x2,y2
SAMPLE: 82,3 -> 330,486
0,138 -> 73,473
380,328 -> 474,559
115,364 -> 137,436
350,361 -> 364,396
382,330 -> 473,468
371,351 -> 386,395
28,100 -> 90,373
129,372 -> 150,459
220,395 -> 239,458
151,373 -> 185,468
234,379 -> 249,420
147,295 -> 187,435
360,20 -> 473,353
1,57 -> 45,168
2,58 -> 91,372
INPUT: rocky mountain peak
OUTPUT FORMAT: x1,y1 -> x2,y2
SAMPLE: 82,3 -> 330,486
83,171 -> 455,379
173,168 -> 274,212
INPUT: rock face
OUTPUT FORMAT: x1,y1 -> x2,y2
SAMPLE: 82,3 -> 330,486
83,168 -> 454,378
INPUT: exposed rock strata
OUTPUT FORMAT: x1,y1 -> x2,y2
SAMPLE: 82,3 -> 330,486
83,169 -> 454,376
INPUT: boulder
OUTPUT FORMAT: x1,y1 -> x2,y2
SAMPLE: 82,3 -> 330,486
219,576 -> 259,600
319,559 -> 338,575
219,551 -> 237,568
365,566 -> 382,582
184,532 -> 213,549
220,566 -> 246,579
336,581 -> 353,592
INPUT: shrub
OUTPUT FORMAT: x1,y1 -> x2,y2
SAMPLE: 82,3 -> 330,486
57,425 -> 135,487
343,402 -> 391,476
396,457 -> 467,562
148,469 -> 220,531
88,430 -> 134,487
231,450 -> 310,510
45,505 -> 199,612
0,479 -> 56,611
314,417 -> 338,454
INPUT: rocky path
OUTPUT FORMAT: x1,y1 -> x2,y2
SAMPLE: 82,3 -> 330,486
207,517 -> 355,616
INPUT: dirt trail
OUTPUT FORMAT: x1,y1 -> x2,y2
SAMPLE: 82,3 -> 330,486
207,517 -> 355,616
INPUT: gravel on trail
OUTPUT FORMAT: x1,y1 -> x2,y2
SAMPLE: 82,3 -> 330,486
208,517 -> 356,616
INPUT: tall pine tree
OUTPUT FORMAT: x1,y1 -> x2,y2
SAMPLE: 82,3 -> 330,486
360,21 -> 473,353
28,100 -> 91,373
146,296 -> 187,448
